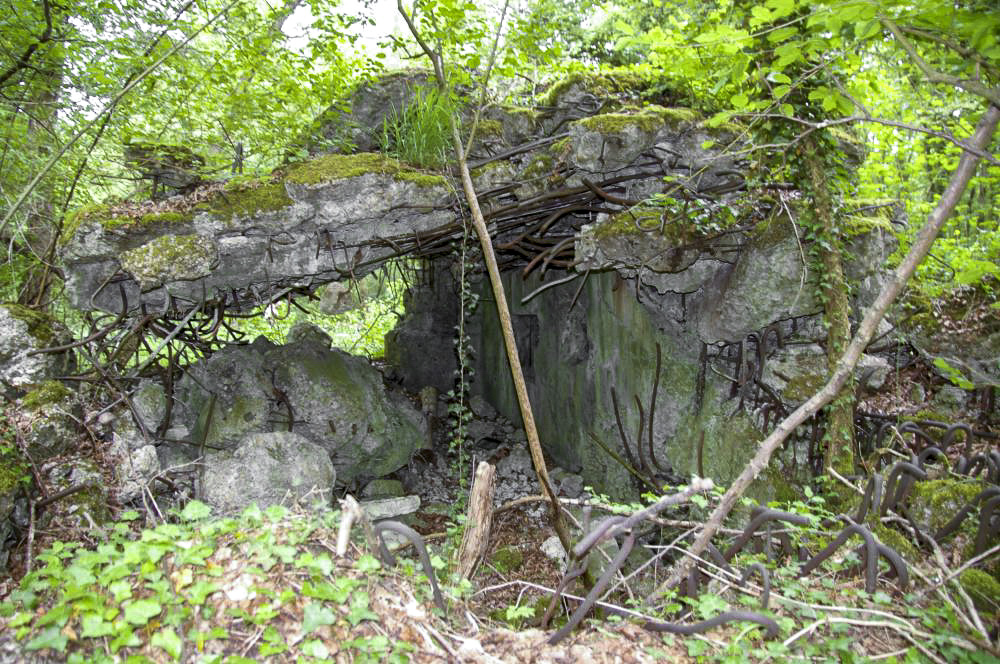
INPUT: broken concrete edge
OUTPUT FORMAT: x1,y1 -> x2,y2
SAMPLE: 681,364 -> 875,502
61,152 -> 451,243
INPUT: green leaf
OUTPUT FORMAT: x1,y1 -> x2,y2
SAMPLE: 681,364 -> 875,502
301,602 -> 336,634
80,613 -> 115,638
24,626 -> 68,652
355,554 -> 381,574
36,603 -> 71,628
180,500 -> 212,521
301,639 -> 330,658
347,599 -> 377,626
186,581 -> 220,605
123,599 -> 162,625
151,627 -> 182,659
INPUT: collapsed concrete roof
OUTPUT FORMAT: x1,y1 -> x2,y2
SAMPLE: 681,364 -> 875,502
61,70 -> 751,315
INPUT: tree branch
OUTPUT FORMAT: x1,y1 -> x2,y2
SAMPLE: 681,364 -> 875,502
881,17 -> 1000,108
658,100 -> 1000,594
0,0 -> 241,236
0,0 -> 53,89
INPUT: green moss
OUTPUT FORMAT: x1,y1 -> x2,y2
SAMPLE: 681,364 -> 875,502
284,152 -> 446,188
0,447 -> 30,496
539,69 -> 652,108
909,478 -> 985,532
872,524 -> 918,560
575,105 -> 699,135
522,153 -> 557,180
21,381 -> 72,411
591,205 -> 701,245
959,568 -> 1000,614
476,119 -> 504,136
550,137 -> 571,155
207,181 -> 292,219
490,546 -> 524,574
782,371 -> 827,403
505,106 -> 542,123
60,203 -> 112,245
1,304 -> 56,344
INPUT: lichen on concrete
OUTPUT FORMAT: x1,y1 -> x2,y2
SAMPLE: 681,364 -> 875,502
120,233 -> 216,289
284,152 -> 446,188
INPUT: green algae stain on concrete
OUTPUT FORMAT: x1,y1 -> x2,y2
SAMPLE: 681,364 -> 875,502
284,152 -> 446,188
120,234 -> 215,289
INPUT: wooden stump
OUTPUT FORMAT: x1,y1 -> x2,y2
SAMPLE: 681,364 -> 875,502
457,461 -> 496,580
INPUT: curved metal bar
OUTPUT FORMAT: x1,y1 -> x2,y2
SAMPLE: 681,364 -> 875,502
647,342 -> 669,473
975,495 -> 1000,556
855,474 -> 884,523
610,388 -> 640,472
723,508 -> 810,562
642,610 -> 779,639
880,462 -> 926,516
738,562 -> 771,609
549,532 -> 637,645
799,523 -> 879,594
874,542 -> 909,591
916,446 -> 948,469
373,521 -> 445,612
940,423 -> 974,457
897,422 -> 937,451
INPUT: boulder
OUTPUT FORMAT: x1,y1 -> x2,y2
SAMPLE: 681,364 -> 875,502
175,327 -> 424,487
0,305 -> 74,394
201,431 -> 335,514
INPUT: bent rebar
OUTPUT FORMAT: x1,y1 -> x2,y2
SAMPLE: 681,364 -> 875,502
373,520 -> 445,612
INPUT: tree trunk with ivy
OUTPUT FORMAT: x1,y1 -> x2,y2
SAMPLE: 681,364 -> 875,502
802,137 -> 854,475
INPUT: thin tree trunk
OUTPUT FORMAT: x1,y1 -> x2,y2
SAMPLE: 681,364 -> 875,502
659,102 -> 1000,593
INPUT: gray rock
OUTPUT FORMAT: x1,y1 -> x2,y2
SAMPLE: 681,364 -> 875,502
116,444 -> 162,503
360,495 -> 420,521
469,394 -> 499,420
497,447 -> 533,478
540,535 -> 567,569
174,334 -> 424,487
933,385 -> 970,412
0,305 -> 74,392
200,431 -> 335,514
61,157 -> 452,314
132,379 -> 167,432
361,478 -> 406,499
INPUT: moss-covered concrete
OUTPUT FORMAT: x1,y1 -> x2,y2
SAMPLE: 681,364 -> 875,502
207,180 -> 292,219
119,233 -> 215,289
284,152 -> 446,188
1,303 -> 57,344
21,380 -> 71,411
909,478 -> 986,533
539,69 -> 654,108
960,568 -> 1000,614
575,105 -> 696,135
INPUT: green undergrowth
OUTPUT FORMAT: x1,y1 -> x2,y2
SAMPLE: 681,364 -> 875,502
0,503 -> 435,663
